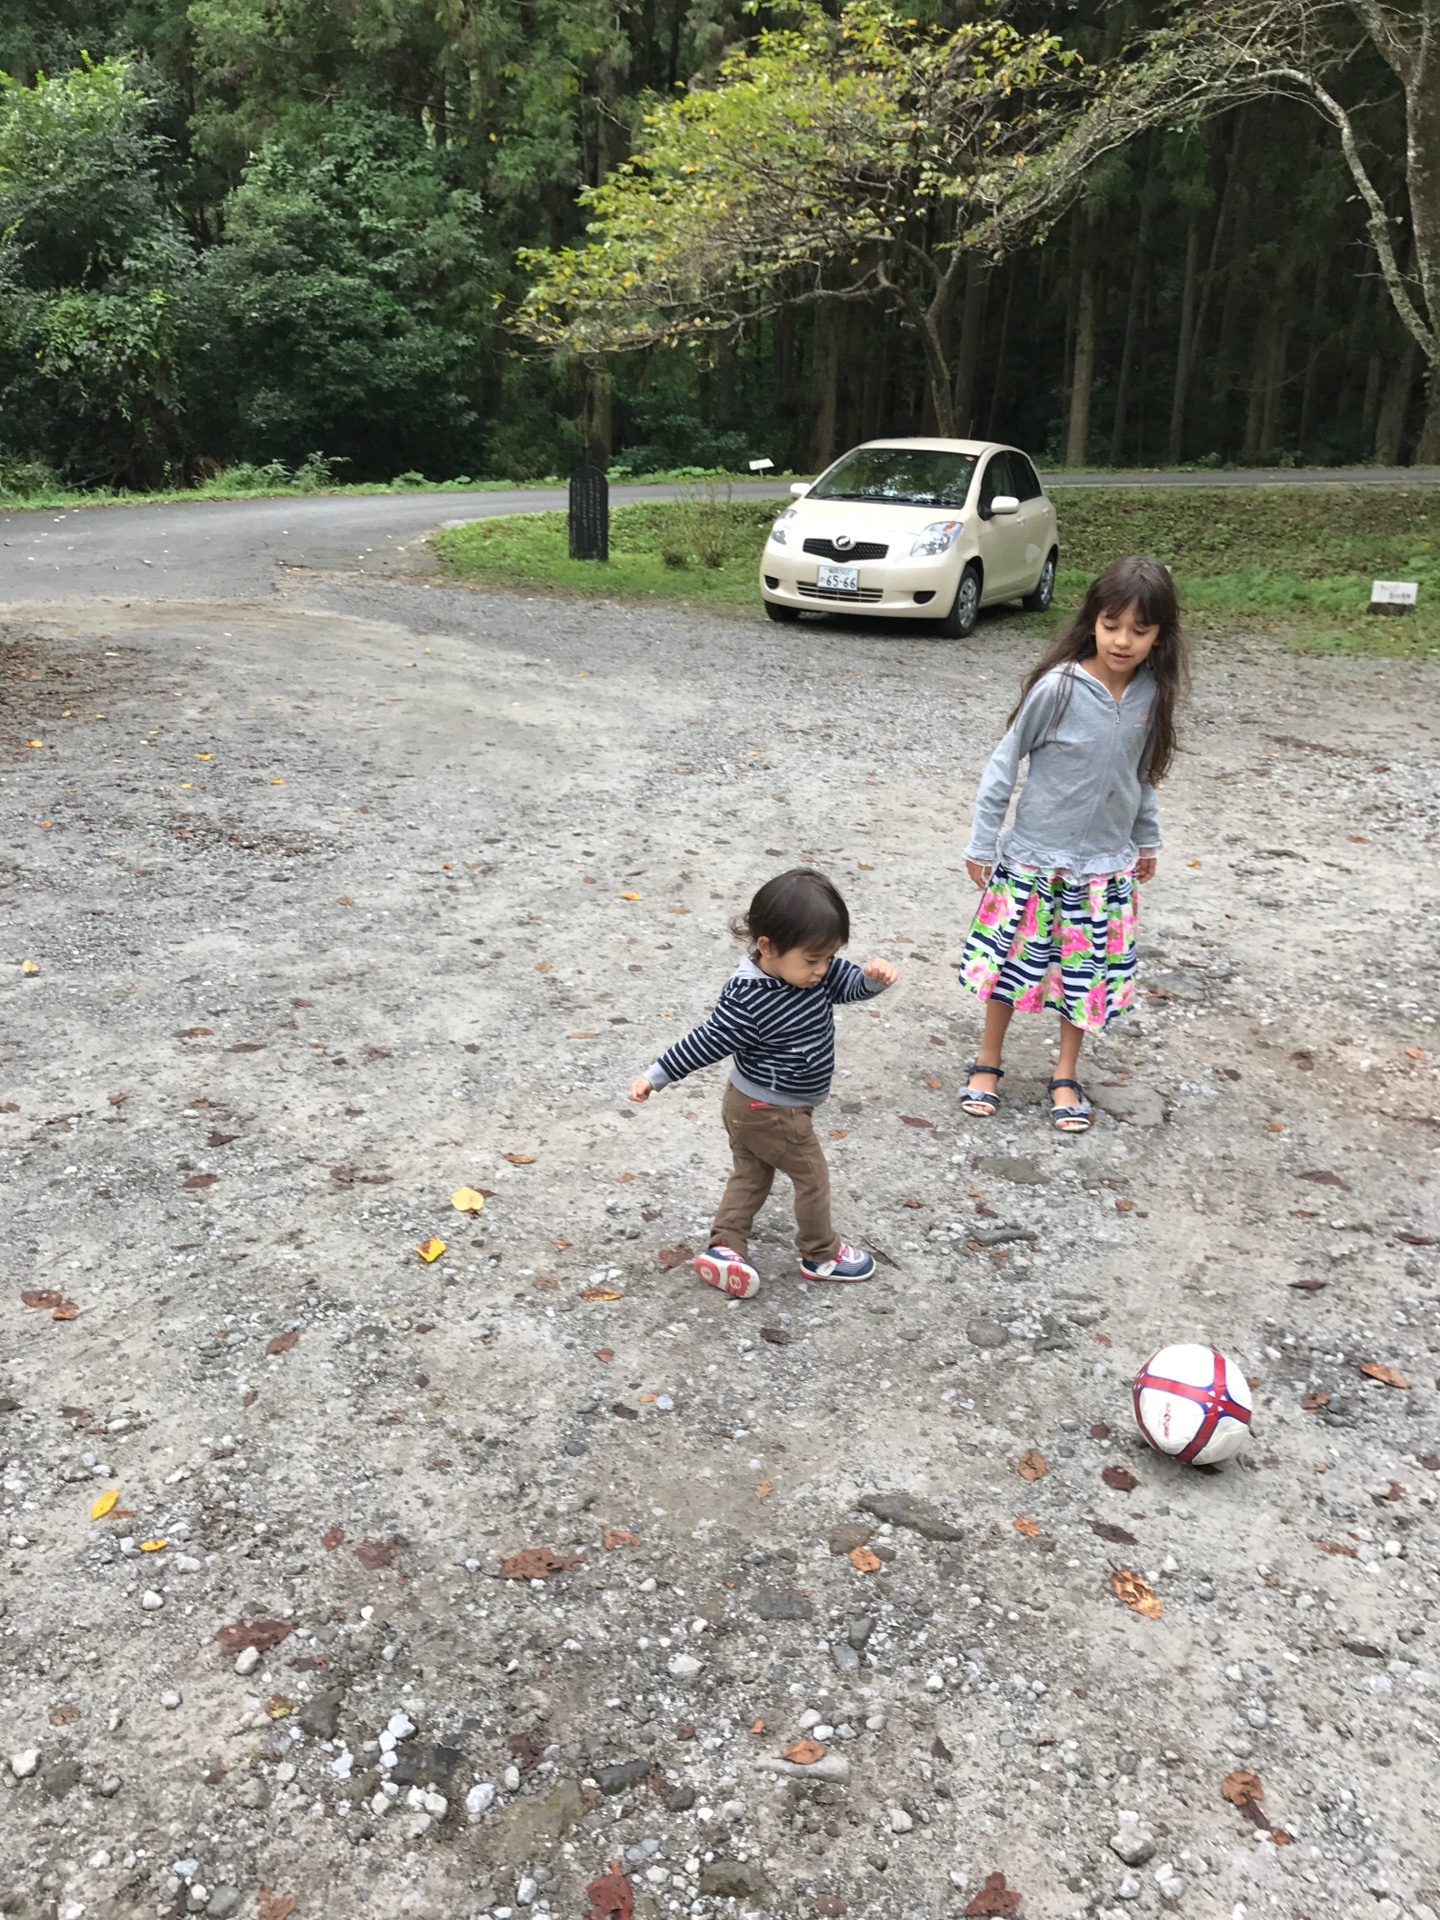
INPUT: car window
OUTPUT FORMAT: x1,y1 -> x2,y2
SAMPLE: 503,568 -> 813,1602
1010,453 -> 1043,501
979,451 -> 1016,506
809,446 -> 979,508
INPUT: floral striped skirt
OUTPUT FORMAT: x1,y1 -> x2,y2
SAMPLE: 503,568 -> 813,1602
958,862 -> 1138,1031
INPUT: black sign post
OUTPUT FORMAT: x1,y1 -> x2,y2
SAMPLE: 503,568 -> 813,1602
569,464 -> 609,561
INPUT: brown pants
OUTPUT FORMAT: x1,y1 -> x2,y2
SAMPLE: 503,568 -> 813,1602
711,1082 -> 840,1263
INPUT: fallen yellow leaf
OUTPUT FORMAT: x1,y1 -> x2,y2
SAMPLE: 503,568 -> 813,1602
26,739 -> 43,749
1186,858 -> 1202,867
755,1479 -> 774,1499
1111,1567 -> 1162,1618
416,1236 -> 446,1263
264,1695 -> 295,1719
139,1537 -> 167,1553
90,1489 -> 119,1520
619,891 -> 642,901
21,960 -> 39,975
180,781 -> 193,789
450,1187 -> 486,1214
195,752 -> 213,761
857,859 -> 872,869
269,778 -> 285,786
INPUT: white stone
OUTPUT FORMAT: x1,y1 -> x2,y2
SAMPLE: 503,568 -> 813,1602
11,1749 -> 40,1779
160,1689 -> 182,1710
140,1589 -> 164,1611
424,1789 -> 447,1819
667,1652 -> 702,1680
516,1877 -> 538,1905
233,1646 -> 260,1677
889,1807 -> 913,1833
466,1782 -> 496,1817
503,1764 -> 521,1791
387,1711 -> 417,1740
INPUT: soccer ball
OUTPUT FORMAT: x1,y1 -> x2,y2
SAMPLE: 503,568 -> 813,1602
1132,1343 -> 1253,1465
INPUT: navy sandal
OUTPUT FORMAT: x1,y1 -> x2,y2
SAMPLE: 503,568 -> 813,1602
960,1062 -> 1004,1117
1047,1077 -> 1093,1132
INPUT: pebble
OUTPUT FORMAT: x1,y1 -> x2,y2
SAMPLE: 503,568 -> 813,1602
160,1689 -> 182,1710
206,1891 -> 241,1919
832,1642 -> 860,1673
1110,1811 -> 1157,1867
667,1652 -> 702,1680
387,1711 -> 417,1740
516,1876 -> 537,1905
140,1590 -> 164,1611
889,1807 -> 913,1833
466,1782 -> 497,1816
10,1750 -> 39,1779
503,1764 -> 522,1791
966,1319 -> 1010,1349
234,1647 -> 260,1677
858,1491 -> 965,1542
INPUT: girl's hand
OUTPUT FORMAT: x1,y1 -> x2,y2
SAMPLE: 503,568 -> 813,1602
966,858 -> 993,890
863,957 -> 899,986
629,1076 -> 653,1102
1135,854 -> 1157,884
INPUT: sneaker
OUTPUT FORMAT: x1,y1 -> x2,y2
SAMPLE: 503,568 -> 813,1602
799,1241 -> 876,1282
693,1245 -> 760,1299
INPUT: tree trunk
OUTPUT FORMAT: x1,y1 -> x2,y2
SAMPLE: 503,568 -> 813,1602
952,253 -> 992,437
1167,213 -> 1201,464
1110,193 -> 1152,464
1417,367 -> 1440,463
912,297 -> 958,438
1297,257 -> 1328,455
809,304 -> 841,471
985,264 -> 1015,440
1065,238 -> 1099,467
1375,336 -> 1419,464
1360,351 -> 1383,445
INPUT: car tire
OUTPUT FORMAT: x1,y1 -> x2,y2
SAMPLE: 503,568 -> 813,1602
1021,549 -> 1057,612
938,564 -> 981,639
763,599 -> 800,623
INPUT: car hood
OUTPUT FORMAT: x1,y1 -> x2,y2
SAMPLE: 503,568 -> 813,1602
788,499 -> 969,538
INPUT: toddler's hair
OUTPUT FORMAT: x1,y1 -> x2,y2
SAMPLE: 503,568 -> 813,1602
1010,553 -> 1188,782
732,868 -> 850,953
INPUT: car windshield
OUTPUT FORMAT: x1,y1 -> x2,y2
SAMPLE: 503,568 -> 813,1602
809,447 -> 979,508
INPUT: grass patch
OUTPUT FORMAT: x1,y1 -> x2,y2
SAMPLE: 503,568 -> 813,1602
437,483 -> 1440,658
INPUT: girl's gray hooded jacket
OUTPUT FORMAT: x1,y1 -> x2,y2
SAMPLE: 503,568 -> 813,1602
965,663 -> 1161,875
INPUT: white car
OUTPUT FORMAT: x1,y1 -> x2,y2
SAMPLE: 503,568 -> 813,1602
759,437 -> 1059,637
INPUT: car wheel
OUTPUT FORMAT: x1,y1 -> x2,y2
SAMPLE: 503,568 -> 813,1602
1021,550 -> 1057,612
938,564 -> 981,638
763,599 -> 800,623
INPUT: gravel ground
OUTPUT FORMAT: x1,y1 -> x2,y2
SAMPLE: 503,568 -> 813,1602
1,572 -> 1438,1920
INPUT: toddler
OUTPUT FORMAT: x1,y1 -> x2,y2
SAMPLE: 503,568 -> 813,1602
630,868 -> 897,1295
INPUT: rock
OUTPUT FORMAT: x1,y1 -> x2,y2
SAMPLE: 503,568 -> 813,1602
1110,1811 -> 1157,1867
756,1754 -> 851,1785
966,1319 -> 1009,1349
387,1711 -> 417,1740
827,1523 -> 873,1556
699,1860 -> 773,1904
667,1651 -> 702,1679
1091,1083 -> 1165,1128
888,1807 -> 913,1833
206,1889 -> 242,1918
233,1646 -> 260,1678
160,1689 -> 182,1710
41,1759 -> 82,1798
831,1642 -> 860,1673
187,1885 -> 209,1913
975,1155 -> 1046,1184
235,1776 -> 270,1809
666,1783 -> 697,1812
516,1875 -> 538,1905
751,1588 -> 814,1622
848,1617 -> 874,1650
859,1491 -> 964,1542
10,1750 -> 39,1780
299,1689 -> 344,1739
969,1225 -> 1039,1247
174,1554 -> 203,1573
1150,967 -> 1206,1002
596,1759 -> 652,1795
140,1589 -> 164,1611
98,1775 -> 121,1798
465,1781 -> 497,1816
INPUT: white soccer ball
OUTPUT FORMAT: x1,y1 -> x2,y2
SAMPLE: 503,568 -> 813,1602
1132,1343 -> 1253,1465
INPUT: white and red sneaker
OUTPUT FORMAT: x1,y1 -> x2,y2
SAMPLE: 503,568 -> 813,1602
693,1244 -> 760,1298
799,1241 -> 876,1282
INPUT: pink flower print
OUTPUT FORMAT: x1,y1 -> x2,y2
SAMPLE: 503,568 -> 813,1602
1114,978 -> 1136,1011
1014,980 -> 1044,1013
1044,963 -> 1065,1000
976,890 -> 1006,928
1059,924 -> 1090,961
1105,923 -> 1126,956
1016,893 -> 1041,941
965,957 -> 1000,994
1083,981 -> 1108,1026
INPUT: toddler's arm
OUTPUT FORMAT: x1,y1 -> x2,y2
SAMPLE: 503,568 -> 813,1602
630,990 -> 755,1101
826,955 -> 897,1002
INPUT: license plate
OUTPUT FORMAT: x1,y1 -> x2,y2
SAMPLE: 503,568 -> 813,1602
817,563 -> 859,592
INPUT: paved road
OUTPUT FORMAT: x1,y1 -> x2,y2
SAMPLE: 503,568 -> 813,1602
2,466 -> 1437,604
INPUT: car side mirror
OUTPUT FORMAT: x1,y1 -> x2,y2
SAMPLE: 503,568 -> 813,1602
789,481 -> 811,498
990,494 -> 1020,516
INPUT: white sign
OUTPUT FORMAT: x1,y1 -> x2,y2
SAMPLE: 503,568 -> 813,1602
1370,579 -> 1418,606
748,457 -> 774,473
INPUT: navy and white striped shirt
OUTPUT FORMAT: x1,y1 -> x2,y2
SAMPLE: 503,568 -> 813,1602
644,955 -> 886,1107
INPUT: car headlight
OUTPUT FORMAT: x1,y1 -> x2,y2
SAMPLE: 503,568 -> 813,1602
911,519 -> 964,557
769,508 -> 797,546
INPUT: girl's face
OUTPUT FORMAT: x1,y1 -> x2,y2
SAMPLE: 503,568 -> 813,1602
1093,599 -> 1160,677
755,937 -> 839,988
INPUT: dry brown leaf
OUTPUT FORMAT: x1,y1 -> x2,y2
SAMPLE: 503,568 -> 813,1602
1016,1448 -> 1047,1482
1360,1362 -> 1410,1389
782,1738 -> 826,1765
1110,1568 -> 1162,1619
900,1114 -> 936,1128
498,1546 -> 581,1580
322,1524 -> 344,1550
355,1539 -> 399,1570
1300,1390 -> 1330,1412
922,1075 -> 943,1090
850,1544 -> 882,1573
594,1346 -> 614,1363
1102,1464 -> 1139,1491
49,1703 -> 80,1726
51,1300 -> 79,1320
1013,1517 -> 1041,1538
1221,1768 -> 1264,1807
601,1526 -> 639,1549
828,1128 -> 848,1139
21,1289 -> 62,1309
183,1171 -> 219,1189
216,1619 -> 293,1653
1316,1538 -> 1357,1557
258,1889 -> 297,1920
755,1479 -> 773,1499
657,1244 -> 694,1269
504,1152 -> 536,1165
265,1329 -> 299,1355
580,1286 -> 624,1301
963,1872 -> 1023,1918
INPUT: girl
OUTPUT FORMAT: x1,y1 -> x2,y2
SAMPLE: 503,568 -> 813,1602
956,553 -> 1187,1132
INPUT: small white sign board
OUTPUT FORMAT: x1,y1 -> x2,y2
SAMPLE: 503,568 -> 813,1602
1370,579 -> 1418,607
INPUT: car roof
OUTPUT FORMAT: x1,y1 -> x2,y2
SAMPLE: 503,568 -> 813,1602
845,437 -> 1016,457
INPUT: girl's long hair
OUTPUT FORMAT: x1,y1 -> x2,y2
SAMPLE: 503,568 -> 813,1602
1008,554 -> 1189,782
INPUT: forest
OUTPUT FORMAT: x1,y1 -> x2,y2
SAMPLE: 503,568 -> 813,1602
0,0 -> 1435,492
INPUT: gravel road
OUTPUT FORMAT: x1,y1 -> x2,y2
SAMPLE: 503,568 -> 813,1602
0,564 -> 1437,1920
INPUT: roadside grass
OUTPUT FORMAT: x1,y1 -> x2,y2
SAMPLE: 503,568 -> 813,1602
437,484 -> 1440,658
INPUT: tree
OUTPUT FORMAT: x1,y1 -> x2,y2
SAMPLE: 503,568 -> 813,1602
516,0 -> 1085,436
978,1 -> 1440,461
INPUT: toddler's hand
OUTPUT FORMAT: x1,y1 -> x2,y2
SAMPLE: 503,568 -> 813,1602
863,957 -> 899,987
629,1076 -> 654,1102
1135,855 -> 1157,884
966,858 -> 993,890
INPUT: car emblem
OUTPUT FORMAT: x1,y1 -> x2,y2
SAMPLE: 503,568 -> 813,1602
832,534 -> 854,551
